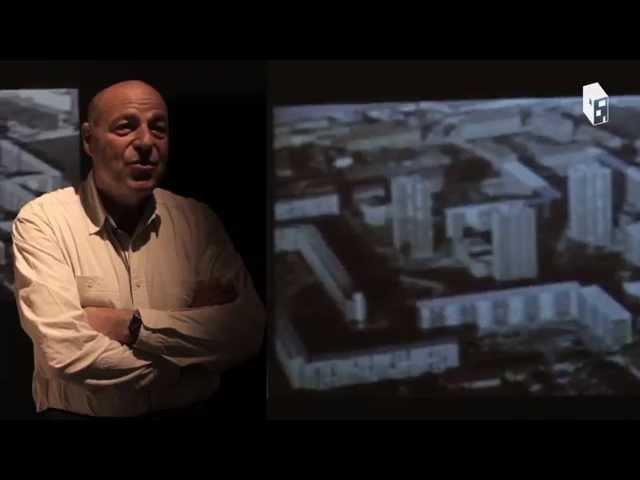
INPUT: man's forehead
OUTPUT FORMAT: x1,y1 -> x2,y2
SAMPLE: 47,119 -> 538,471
101,87 -> 166,113
90,81 -> 167,123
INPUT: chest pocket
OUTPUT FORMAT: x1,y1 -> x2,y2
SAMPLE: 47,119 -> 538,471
75,276 -> 119,308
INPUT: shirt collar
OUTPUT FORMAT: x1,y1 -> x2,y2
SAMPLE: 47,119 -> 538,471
80,169 -> 160,236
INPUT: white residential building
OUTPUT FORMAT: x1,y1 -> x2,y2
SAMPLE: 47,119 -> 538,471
491,204 -> 538,281
391,174 -> 434,259
578,286 -> 631,350
500,161 -> 551,193
274,309 -> 461,391
337,123 -> 422,151
527,112 -> 574,143
417,282 -> 632,350
274,224 -> 367,326
445,200 -> 527,238
449,108 -> 524,140
359,200 -> 388,227
417,282 -> 581,333
275,193 -> 340,222
568,162 -> 612,247
521,141 -> 600,176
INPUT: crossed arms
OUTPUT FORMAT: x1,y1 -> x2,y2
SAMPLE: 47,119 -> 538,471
12,201 -> 266,392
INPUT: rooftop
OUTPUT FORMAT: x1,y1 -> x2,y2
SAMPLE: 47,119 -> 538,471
417,281 -> 581,309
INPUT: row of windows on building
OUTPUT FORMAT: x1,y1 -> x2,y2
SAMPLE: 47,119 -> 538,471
278,340 -> 460,390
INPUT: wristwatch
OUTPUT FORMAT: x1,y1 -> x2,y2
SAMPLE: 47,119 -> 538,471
128,310 -> 143,344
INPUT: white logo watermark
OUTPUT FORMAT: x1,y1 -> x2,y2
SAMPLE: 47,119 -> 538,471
583,82 -> 609,126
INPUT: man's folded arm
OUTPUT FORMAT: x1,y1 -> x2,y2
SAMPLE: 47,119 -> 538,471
12,202 -> 178,391
135,208 -> 266,372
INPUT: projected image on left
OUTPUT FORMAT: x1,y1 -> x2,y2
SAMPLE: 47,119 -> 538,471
0,89 -> 80,297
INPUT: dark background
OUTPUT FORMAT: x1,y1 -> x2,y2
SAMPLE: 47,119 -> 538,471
269,60 -> 640,105
267,60 -> 640,419
0,60 -> 267,419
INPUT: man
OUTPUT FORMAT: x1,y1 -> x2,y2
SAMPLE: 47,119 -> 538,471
12,80 -> 266,418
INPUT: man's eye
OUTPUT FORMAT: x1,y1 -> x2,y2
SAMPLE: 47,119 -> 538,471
152,124 -> 167,133
116,124 -> 132,133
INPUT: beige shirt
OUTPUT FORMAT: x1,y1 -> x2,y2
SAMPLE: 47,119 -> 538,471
12,171 -> 265,417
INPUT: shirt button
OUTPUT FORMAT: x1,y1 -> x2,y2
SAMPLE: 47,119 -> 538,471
135,281 -> 141,289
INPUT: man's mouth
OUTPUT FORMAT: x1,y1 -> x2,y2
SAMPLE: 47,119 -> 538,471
128,160 -> 158,166
130,163 -> 156,168
129,163 -> 157,181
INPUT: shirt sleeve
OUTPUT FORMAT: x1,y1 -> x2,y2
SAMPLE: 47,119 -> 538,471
12,201 -> 180,392
135,206 -> 266,371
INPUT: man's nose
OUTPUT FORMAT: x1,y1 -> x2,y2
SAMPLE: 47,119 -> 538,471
133,126 -> 153,151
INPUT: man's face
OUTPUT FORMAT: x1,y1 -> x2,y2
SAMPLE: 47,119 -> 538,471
83,82 -> 169,205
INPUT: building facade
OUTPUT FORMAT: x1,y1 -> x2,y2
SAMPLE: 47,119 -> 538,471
275,192 -> 341,222
417,282 -> 632,351
391,174 -> 434,259
491,204 -> 538,281
274,311 -> 461,391
624,223 -> 640,266
275,224 -> 367,325
578,286 -> 632,350
568,162 -> 613,247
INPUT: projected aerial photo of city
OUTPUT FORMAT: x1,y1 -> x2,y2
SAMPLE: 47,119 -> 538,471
271,95 -> 640,398
0,89 -> 80,299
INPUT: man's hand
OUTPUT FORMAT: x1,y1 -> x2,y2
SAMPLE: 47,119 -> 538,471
84,307 -> 135,345
192,279 -> 238,308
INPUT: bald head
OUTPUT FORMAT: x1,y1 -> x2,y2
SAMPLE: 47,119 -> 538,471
82,79 -> 169,208
88,80 -> 167,127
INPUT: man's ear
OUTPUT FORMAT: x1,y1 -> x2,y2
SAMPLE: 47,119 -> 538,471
81,122 -> 93,158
